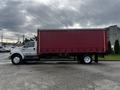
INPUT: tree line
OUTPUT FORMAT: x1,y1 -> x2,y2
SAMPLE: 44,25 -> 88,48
108,40 -> 120,54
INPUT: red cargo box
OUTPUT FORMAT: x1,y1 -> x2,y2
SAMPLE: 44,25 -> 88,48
37,29 -> 108,55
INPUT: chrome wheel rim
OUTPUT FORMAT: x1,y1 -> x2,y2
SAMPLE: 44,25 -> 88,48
13,57 -> 20,64
84,56 -> 91,63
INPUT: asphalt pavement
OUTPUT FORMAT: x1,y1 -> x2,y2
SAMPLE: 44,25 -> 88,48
0,53 -> 120,90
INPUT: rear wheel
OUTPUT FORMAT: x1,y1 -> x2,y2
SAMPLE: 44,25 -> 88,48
11,54 -> 22,65
83,55 -> 92,64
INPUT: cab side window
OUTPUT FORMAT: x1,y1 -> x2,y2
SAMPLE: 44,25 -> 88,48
24,41 -> 34,48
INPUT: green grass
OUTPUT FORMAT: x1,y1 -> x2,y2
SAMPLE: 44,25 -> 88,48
99,55 -> 120,61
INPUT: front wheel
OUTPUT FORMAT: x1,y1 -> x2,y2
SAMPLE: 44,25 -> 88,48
83,55 -> 92,64
11,54 -> 22,65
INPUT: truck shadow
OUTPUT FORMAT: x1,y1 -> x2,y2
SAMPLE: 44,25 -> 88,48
22,60 -> 106,66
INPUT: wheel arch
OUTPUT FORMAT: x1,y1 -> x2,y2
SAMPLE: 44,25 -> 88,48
11,53 -> 24,60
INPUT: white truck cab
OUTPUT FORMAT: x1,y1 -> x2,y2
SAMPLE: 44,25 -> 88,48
10,41 -> 37,65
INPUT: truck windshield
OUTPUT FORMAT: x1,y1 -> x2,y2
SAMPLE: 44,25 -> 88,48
24,41 -> 34,48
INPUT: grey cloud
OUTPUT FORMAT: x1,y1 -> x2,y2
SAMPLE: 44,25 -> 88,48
78,0 -> 120,26
26,3 -> 79,28
25,0 -> 120,29
1,0 -> 120,31
0,0 -> 26,32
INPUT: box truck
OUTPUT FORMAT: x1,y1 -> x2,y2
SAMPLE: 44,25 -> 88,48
10,29 -> 108,65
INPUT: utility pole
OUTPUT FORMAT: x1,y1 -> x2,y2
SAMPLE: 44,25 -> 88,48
1,31 -> 3,46
17,36 -> 20,43
23,34 -> 25,45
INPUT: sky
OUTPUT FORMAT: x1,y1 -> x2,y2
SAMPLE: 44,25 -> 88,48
0,0 -> 120,43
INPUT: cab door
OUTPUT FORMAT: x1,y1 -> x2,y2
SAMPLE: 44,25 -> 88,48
22,41 -> 37,56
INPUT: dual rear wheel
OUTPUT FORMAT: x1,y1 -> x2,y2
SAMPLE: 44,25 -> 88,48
77,55 -> 93,64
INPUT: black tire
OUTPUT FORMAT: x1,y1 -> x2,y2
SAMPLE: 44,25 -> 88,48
11,54 -> 22,65
82,55 -> 92,64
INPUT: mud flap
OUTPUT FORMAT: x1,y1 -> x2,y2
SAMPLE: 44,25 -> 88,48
95,54 -> 98,63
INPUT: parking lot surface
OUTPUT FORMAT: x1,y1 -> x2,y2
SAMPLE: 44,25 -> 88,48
0,53 -> 120,90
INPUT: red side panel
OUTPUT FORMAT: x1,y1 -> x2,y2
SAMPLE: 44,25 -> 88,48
37,30 -> 40,55
37,29 -> 108,55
